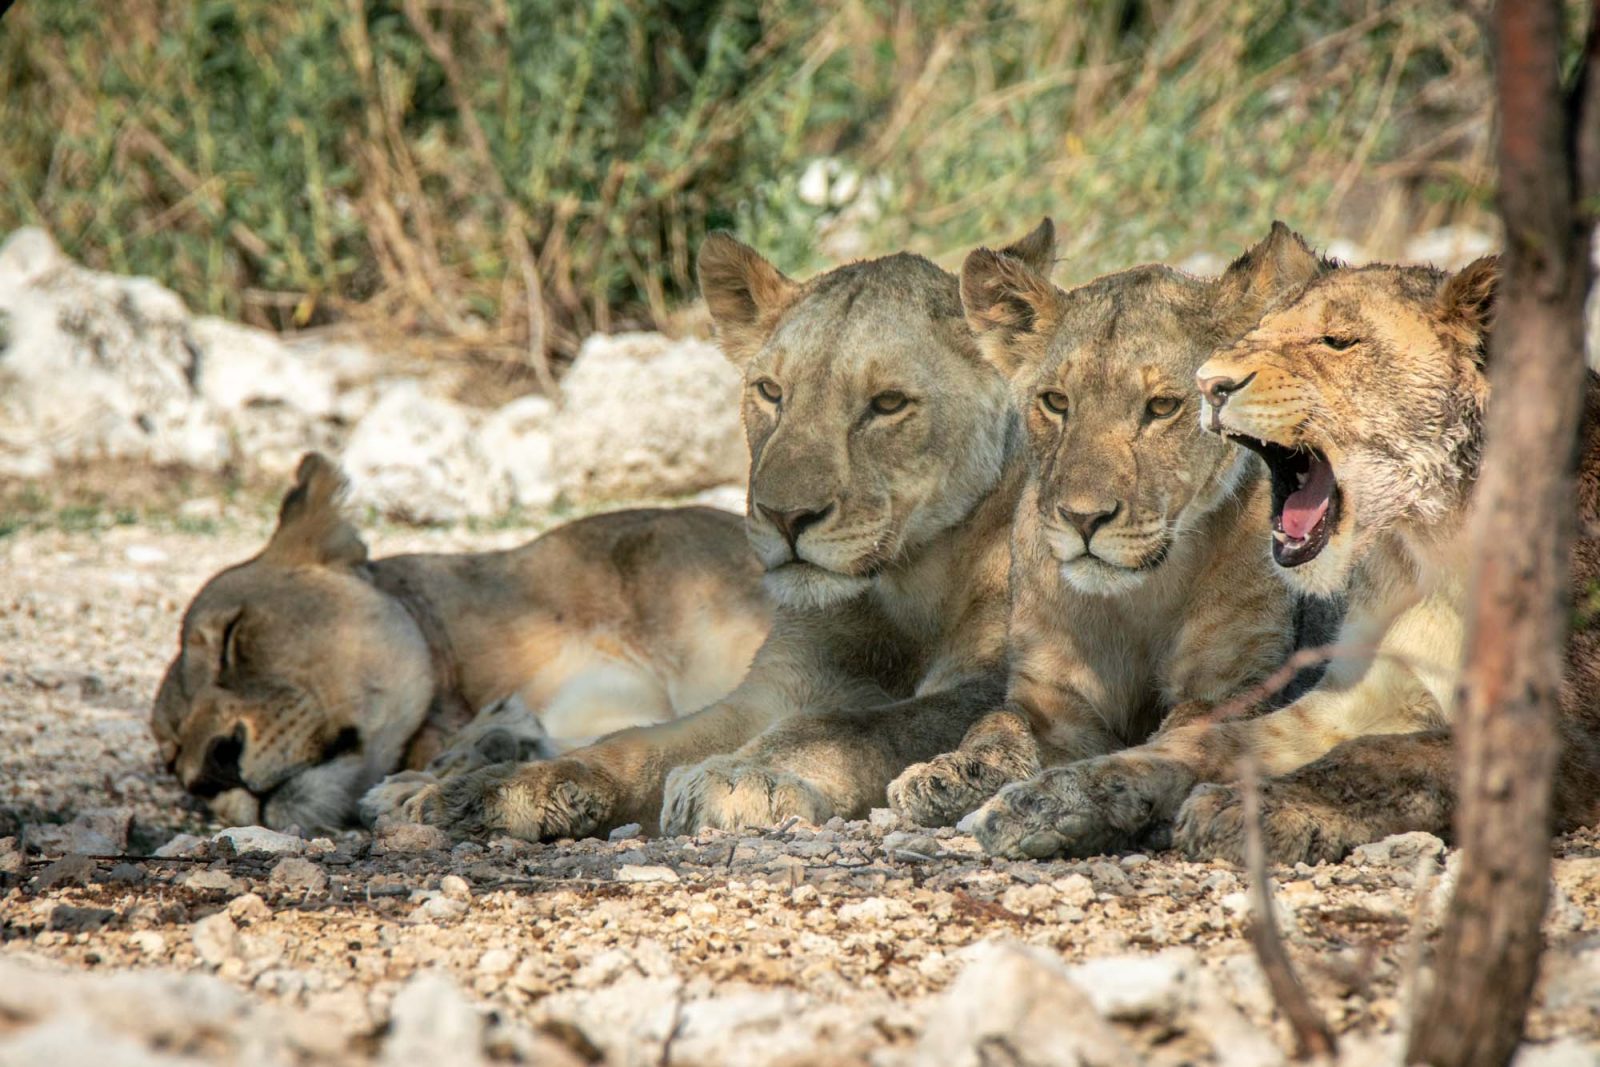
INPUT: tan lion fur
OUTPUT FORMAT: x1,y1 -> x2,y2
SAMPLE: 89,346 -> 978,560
891,223 -> 1338,834
154,454 -> 771,832
394,235 -> 1045,842
976,246 -> 1600,864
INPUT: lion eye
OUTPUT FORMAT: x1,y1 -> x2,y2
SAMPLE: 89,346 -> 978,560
870,391 -> 910,416
1039,391 -> 1070,418
1319,335 -> 1357,351
754,379 -> 783,404
1146,396 -> 1182,419
219,613 -> 243,675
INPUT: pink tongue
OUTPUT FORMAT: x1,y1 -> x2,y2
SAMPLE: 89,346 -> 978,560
1281,458 -> 1334,540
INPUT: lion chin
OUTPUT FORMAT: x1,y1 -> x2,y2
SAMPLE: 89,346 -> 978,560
762,563 -> 873,611
1058,558 -> 1153,597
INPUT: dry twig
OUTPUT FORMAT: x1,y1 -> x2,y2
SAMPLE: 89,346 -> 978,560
1241,754 -> 1338,1061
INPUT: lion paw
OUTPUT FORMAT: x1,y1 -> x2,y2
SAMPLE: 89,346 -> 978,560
374,759 -> 617,842
969,754 -> 1195,860
426,695 -> 554,778
888,750 -> 1027,828
358,770 -> 439,829
1173,782 -> 1348,867
661,756 -> 834,835
209,788 -> 263,828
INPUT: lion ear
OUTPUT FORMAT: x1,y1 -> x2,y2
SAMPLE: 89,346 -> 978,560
997,217 -> 1056,276
1436,256 -> 1499,359
1216,221 -> 1329,320
261,452 -> 369,568
697,232 -> 799,367
960,239 -> 1063,378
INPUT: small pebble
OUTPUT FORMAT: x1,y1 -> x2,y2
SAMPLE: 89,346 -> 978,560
269,857 -> 327,893
191,911 -> 239,967
129,930 -> 167,957
421,895 -> 468,922
185,869 -> 242,893
374,823 -> 451,854
477,948 -> 516,976
227,893 -> 272,924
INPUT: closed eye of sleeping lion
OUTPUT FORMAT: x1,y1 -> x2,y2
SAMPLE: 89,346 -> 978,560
153,453 -> 771,833
394,229 -> 1047,843
978,250 -> 1600,865
890,222 -> 1341,838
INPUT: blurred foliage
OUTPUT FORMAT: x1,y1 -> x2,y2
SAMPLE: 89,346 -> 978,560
0,0 -> 1492,368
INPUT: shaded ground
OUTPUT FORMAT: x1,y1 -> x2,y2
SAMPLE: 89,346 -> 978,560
1,514 -> 1597,1065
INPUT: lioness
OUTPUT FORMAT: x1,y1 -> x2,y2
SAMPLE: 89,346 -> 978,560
154,453 -> 771,833
390,233 -> 1040,841
976,249 -> 1600,865
889,223 -> 1337,842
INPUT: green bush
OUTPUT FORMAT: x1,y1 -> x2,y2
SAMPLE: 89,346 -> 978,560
0,0 -> 1492,368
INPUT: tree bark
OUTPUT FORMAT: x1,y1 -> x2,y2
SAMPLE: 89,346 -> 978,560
1406,2 -> 1597,1065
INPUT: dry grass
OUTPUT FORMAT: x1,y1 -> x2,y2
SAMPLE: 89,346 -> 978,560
1,0 -> 1495,375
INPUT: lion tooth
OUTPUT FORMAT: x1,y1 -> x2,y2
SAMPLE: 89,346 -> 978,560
1296,470 -> 1308,488
1273,528 -> 1290,544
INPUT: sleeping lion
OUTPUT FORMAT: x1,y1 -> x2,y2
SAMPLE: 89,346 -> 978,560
152,454 -> 771,833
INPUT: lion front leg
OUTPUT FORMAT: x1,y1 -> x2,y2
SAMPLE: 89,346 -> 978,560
970,752 -> 1197,859
660,680 -> 1000,835
662,754 -> 836,832
365,694 -> 778,841
659,714 -> 895,834
1174,729 -> 1455,865
887,707 -> 1042,827
393,757 -> 623,841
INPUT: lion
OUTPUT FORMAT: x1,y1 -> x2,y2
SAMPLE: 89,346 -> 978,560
380,230 -> 1049,842
973,249 -> 1600,865
153,453 -> 772,833
888,222 -> 1340,838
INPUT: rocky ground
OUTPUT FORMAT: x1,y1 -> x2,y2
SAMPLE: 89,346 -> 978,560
0,227 -> 749,528
1,515 -> 1598,1066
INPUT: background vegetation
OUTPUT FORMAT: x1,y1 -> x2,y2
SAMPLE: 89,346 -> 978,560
1,0 -> 1494,377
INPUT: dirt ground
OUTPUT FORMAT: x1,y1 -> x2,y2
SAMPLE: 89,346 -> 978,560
1,510 -> 1598,1066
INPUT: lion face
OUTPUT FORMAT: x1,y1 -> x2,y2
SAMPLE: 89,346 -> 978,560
698,235 -> 1028,611
153,456 -> 433,832
961,222 -> 1331,597
1195,256 -> 1497,597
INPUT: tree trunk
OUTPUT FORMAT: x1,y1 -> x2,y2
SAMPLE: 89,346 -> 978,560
1406,2 -> 1596,1065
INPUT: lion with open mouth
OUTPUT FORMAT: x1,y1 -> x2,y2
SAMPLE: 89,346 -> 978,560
976,243 -> 1600,865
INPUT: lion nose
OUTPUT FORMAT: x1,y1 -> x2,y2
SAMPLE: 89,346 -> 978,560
1197,371 -> 1256,409
757,503 -> 834,549
189,725 -> 247,797
1057,502 -> 1120,544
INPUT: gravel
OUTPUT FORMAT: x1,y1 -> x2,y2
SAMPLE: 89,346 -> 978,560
2,519 -> 1598,1064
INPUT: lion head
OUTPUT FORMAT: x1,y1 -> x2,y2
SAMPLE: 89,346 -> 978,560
152,455 -> 434,832
1195,254 -> 1498,596
960,221 -> 1332,596
697,232 -> 1042,610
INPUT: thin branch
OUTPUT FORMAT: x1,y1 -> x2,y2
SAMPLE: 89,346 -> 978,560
1203,641 -> 1454,725
1241,754 -> 1338,1061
